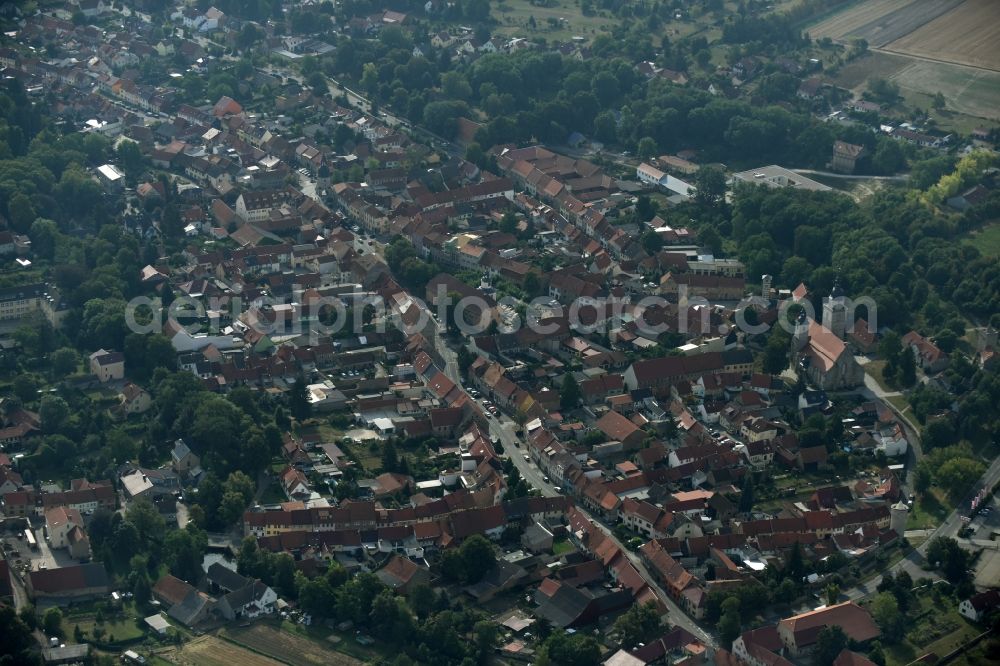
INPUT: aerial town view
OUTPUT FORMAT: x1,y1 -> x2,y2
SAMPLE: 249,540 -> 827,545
0,0 -> 998,664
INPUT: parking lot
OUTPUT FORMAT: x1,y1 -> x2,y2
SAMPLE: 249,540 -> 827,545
1,524 -> 82,578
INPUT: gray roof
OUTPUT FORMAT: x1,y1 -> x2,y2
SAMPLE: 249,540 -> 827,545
167,589 -> 209,626
223,580 -> 272,610
206,561 -> 249,592
42,644 -> 89,662
171,439 -> 193,463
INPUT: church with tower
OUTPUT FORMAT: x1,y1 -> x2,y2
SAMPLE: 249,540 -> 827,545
790,282 -> 864,390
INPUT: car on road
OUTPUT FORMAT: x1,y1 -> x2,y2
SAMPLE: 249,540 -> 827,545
542,476 -> 550,483
523,454 -> 530,461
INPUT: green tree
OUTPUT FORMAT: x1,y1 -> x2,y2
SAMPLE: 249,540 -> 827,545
641,229 -> 664,255
39,395 -> 70,434
1,606 -> 35,661
164,527 -> 207,583
717,596 -> 742,646
382,439 -> 399,473
456,534 -> 496,584
49,347 -> 79,378
538,630 -> 601,666
132,571 -> 152,606
637,136 -> 658,159
612,602 -> 663,649
738,474 -> 755,513
914,463 -> 932,495
694,166 -> 728,208
474,620 -> 499,661
224,471 -> 256,506
936,457 -> 985,497
126,497 -> 166,546
289,373 -> 312,421
560,373 -> 581,411
898,345 -> 917,386
43,607 -> 63,637
871,592 -> 903,642
869,642 -> 887,666
762,326 -> 791,374
815,625 -> 847,666
13,373 -> 42,403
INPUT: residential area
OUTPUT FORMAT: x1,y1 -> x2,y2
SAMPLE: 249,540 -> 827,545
0,1 -> 998,666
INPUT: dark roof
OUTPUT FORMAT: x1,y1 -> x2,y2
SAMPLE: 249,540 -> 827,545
206,562 -> 249,592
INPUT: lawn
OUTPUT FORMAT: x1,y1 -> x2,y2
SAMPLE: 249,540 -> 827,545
962,222 -> 1000,258
61,601 -> 147,644
552,538 -> 574,555
886,394 -> 910,415
906,489 -> 951,530
865,360 -> 896,393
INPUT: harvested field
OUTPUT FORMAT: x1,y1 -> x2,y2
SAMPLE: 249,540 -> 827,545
890,60 -> 1000,120
809,0 -> 964,47
158,635 -> 282,666
223,623 -> 363,666
886,0 -> 1000,72
809,0 -> 916,42
847,0 -> 963,47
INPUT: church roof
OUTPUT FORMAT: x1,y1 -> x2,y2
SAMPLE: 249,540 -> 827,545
806,320 -> 847,371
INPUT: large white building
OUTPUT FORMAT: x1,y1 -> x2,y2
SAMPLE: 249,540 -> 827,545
636,163 -> 694,199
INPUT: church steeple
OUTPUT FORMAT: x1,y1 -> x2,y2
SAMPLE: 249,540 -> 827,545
823,277 -> 847,339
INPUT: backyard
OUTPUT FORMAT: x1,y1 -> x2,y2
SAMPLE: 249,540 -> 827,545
877,588 -> 983,666
60,600 -> 147,645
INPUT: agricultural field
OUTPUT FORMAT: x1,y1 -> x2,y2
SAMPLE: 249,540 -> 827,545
891,60 -> 1000,121
828,50 -> 1000,126
809,0 -> 921,43
886,0 -> 1000,72
157,635 -> 282,666
223,622 -> 364,666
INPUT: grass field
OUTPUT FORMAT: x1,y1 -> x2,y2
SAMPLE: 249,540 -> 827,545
158,635 -> 282,666
223,621 -> 365,666
906,489 -> 950,530
886,0 -> 1000,72
62,603 -> 146,644
829,51 -> 911,90
890,60 -> 1000,121
962,222 -> 1000,257
864,360 -> 897,393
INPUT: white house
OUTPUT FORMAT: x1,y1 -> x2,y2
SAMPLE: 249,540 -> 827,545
223,581 -> 277,619
636,163 -> 694,199
959,590 -> 1000,623
89,349 -> 125,382
44,506 -> 84,549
